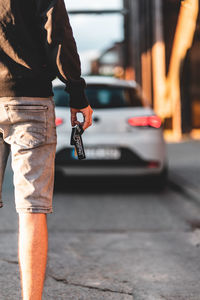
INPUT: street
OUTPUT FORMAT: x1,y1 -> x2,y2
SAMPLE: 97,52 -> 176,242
0,141 -> 200,300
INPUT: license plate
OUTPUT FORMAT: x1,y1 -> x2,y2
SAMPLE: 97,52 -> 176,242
84,147 -> 121,160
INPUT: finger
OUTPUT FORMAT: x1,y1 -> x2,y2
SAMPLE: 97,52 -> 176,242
82,120 -> 90,131
71,112 -> 77,127
74,120 -> 81,126
82,112 -> 91,130
84,111 -> 93,129
89,111 -> 93,126
88,118 -> 92,127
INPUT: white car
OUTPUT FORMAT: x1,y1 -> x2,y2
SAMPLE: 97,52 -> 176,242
53,76 -> 167,185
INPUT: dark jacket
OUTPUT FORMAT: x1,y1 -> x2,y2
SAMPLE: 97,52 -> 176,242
0,0 -> 89,109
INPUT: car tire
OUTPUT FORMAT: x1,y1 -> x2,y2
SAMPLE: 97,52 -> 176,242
54,170 -> 65,189
151,166 -> 168,190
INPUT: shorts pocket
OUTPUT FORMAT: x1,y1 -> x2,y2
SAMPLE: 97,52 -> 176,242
13,125 -> 46,148
5,105 -> 48,124
4,105 -> 48,148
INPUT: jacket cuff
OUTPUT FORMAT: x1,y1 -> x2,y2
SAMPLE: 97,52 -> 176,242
65,78 -> 89,109
69,90 -> 89,109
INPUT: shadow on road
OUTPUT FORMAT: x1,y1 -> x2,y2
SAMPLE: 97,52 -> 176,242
54,173 -> 168,195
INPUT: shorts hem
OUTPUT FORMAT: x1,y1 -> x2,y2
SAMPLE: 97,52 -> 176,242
16,207 -> 53,214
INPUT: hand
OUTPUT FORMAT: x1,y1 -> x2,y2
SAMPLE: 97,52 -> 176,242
70,105 -> 93,131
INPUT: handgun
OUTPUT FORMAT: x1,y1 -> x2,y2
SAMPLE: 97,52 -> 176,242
70,124 -> 86,160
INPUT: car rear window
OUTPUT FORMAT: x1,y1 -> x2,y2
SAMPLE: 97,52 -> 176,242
53,85 -> 143,108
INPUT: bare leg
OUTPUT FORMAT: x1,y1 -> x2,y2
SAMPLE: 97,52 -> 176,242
18,213 -> 48,300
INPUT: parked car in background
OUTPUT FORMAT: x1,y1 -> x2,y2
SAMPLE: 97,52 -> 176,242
53,76 -> 167,187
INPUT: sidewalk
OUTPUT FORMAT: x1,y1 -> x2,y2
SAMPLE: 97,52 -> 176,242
167,140 -> 200,201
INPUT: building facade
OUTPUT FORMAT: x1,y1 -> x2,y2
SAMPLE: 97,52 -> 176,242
85,0 -> 199,137
123,0 -> 200,136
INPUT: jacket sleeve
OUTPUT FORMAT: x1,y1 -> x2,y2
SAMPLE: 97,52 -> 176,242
37,0 -> 89,109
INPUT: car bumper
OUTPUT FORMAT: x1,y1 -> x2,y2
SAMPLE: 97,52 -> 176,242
56,130 -> 166,162
55,145 -> 166,177
55,165 -> 165,176
55,128 -> 167,177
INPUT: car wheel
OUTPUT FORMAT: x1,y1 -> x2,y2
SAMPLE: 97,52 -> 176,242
54,170 -> 65,189
151,166 -> 168,190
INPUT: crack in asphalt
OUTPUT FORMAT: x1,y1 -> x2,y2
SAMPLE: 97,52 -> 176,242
1,258 -> 18,264
49,274 -> 133,296
48,228 -> 191,234
0,230 -> 17,234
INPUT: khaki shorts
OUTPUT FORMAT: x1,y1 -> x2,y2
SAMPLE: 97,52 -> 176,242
0,97 -> 57,214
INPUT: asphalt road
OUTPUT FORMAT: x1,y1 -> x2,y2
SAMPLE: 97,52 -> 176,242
0,142 -> 200,300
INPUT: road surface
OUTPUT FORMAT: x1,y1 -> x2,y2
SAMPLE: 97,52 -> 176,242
0,141 -> 200,300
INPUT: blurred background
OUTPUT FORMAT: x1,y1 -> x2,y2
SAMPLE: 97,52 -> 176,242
1,1 -> 200,299
67,0 -> 200,141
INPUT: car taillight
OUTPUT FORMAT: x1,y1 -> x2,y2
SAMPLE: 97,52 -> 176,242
128,116 -> 162,128
148,161 -> 160,168
55,117 -> 63,126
